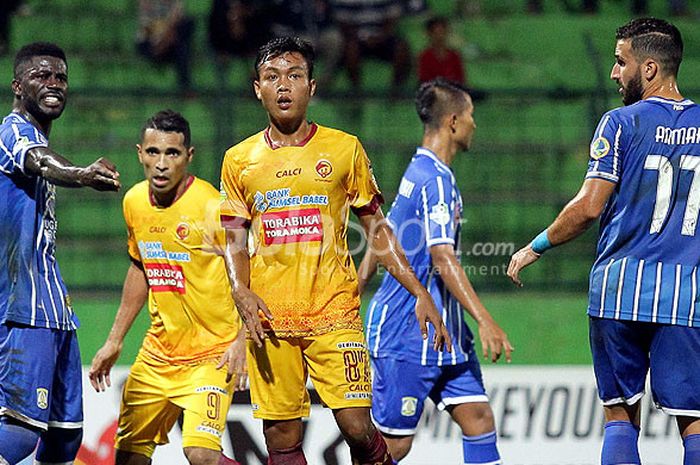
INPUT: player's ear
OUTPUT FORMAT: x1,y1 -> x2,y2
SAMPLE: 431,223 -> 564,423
187,146 -> 195,162
136,144 -> 144,163
309,78 -> 316,97
450,114 -> 458,133
253,80 -> 262,101
643,59 -> 658,81
11,79 -> 21,98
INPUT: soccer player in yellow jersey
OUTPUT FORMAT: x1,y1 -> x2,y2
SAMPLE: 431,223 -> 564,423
89,110 -> 244,465
219,37 -> 451,465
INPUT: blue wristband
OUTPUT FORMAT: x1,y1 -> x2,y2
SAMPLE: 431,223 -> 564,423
530,229 -> 552,254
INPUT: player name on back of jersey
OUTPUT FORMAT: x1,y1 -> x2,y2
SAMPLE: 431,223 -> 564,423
656,125 -> 700,145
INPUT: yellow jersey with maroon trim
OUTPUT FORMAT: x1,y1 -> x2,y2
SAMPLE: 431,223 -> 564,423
124,176 -> 241,364
219,123 -> 382,337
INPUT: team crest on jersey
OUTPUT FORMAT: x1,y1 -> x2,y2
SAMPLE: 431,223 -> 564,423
36,388 -> 49,410
176,222 -> 190,240
429,202 -> 451,226
401,397 -> 418,416
316,159 -> 333,178
590,137 -> 611,160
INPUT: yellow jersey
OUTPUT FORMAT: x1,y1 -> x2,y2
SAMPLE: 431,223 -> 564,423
124,176 -> 241,364
220,123 -> 382,337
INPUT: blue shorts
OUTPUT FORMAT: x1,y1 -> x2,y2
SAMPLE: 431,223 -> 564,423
0,323 -> 83,430
590,316 -> 700,417
370,350 -> 488,436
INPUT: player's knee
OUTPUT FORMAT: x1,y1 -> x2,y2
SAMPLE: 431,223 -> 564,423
338,419 -> 374,447
384,435 -> 413,461
454,403 -> 496,436
35,427 -> 83,464
183,446 -> 220,465
0,417 -> 41,464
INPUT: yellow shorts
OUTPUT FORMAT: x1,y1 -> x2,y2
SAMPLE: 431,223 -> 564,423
115,352 -> 235,457
247,329 -> 372,420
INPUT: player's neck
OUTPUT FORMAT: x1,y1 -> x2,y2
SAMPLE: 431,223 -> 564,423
421,134 -> 455,166
14,105 -> 51,136
643,78 -> 684,101
151,174 -> 193,208
266,118 -> 313,147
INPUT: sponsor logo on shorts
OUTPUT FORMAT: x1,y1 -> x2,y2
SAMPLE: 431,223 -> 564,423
196,424 -> 223,438
144,263 -> 186,294
345,392 -> 371,400
195,386 -> 228,394
337,341 -> 365,350
261,208 -> 323,245
401,397 -> 418,416
36,388 -> 48,410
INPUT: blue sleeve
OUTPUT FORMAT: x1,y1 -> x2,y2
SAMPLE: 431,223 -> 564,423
420,173 -> 456,247
0,120 -> 49,176
586,111 -> 625,183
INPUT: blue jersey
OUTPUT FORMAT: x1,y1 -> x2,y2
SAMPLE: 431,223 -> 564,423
587,97 -> 700,326
366,147 -> 473,366
0,112 -> 77,330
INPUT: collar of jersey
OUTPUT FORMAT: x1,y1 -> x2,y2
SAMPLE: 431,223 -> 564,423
8,111 -> 47,137
646,96 -> 695,106
415,147 -> 450,171
264,122 -> 318,150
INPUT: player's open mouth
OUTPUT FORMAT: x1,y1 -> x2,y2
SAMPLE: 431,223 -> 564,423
42,93 -> 64,107
152,176 -> 169,187
277,96 -> 292,109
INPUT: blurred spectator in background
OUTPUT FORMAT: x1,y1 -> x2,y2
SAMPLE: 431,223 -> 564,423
208,0 -> 271,87
581,0 -> 687,15
269,0 -> 343,90
0,0 -> 24,55
417,16 -> 466,85
136,0 -> 195,93
330,0 -> 411,92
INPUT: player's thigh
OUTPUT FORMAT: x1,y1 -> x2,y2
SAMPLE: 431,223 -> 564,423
0,323 -> 63,429
589,316 -> 654,405
177,362 -> 235,452
304,329 -> 372,411
247,337 -> 309,420
429,347 -> 489,412
650,324 -> 700,416
48,330 -> 83,428
115,356 -> 183,458
370,357 -> 439,436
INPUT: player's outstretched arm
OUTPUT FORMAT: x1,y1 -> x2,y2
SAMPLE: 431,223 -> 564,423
357,244 -> 379,296
24,146 -> 120,191
359,210 -> 452,352
431,244 -> 513,363
89,261 -> 148,392
507,178 -> 616,287
223,228 -> 273,348
217,325 -> 248,391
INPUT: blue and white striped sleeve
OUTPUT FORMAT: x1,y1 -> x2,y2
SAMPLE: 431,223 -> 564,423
586,111 -> 624,183
0,121 -> 48,175
420,173 -> 456,247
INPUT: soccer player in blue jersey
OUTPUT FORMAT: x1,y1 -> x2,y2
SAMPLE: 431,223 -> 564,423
0,42 -> 120,465
508,18 -> 700,465
358,78 -> 513,465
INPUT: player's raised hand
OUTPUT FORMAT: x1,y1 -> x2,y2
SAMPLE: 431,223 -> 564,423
88,340 -> 122,392
217,328 -> 248,391
80,157 -> 121,191
507,245 -> 541,287
478,316 -> 514,363
414,290 -> 453,353
233,287 -> 273,348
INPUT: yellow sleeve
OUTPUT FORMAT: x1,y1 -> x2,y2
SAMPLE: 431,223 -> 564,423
123,194 -> 141,262
348,139 -> 383,212
219,150 -> 252,228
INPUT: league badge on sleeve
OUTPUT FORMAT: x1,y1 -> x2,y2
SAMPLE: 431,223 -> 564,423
429,202 -> 451,226
590,137 -> 611,160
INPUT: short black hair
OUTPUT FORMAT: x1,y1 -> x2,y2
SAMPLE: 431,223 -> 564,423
415,78 -> 470,130
254,36 -> 315,79
616,17 -> 683,77
141,110 -> 191,147
14,42 -> 67,78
